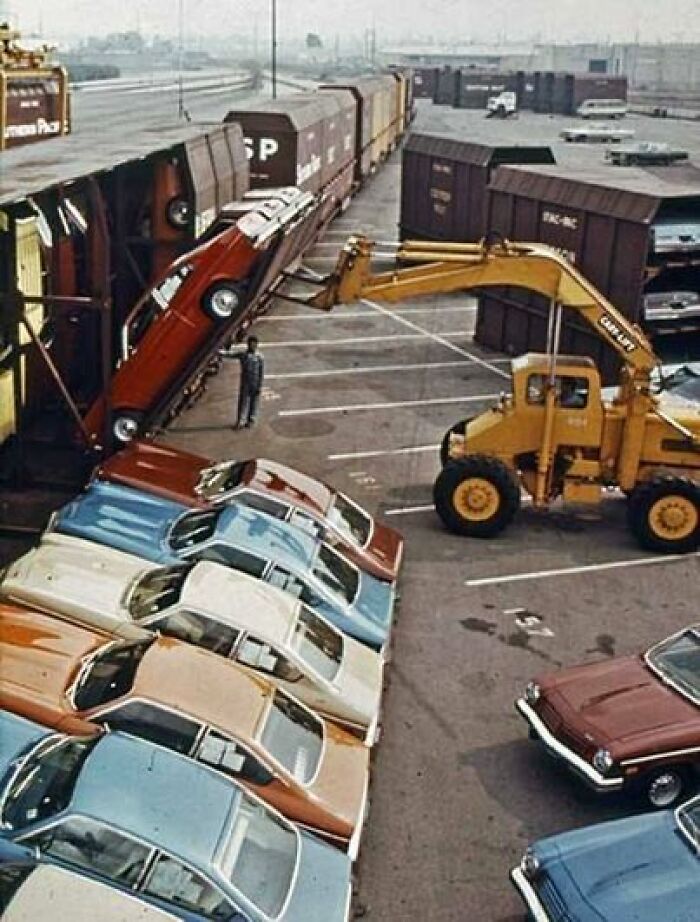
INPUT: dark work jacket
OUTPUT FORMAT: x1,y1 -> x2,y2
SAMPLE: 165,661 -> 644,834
238,351 -> 264,392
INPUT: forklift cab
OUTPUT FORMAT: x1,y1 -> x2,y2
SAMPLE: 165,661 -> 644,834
511,353 -> 604,448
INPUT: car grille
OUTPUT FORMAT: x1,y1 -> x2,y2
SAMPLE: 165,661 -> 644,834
538,876 -> 574,921
537,700 -> 590,758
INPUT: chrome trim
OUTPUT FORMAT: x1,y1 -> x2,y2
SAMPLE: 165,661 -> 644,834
621,745 -> 700,767
510,867 -> 551,922
365,707 -> 381,748
516,699 -> 624,791
348,772 -> 370,862
674,795 -> 700,853
343,881 -> 353,922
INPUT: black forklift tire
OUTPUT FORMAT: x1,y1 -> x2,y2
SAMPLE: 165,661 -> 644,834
627,476 -> 700,553
201,281 -> 246,322
440,417 -> 473,467
433,455 -> 521,538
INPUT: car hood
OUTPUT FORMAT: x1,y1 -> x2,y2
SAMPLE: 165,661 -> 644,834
354,570 -> 395,636
542,655 -> 699,752
309,722 -> 370,840
282,831 -> 351,922
534,811 -> 700,922
334,639 -> 384,731
365,521 -> 404,581
55,482 -> 185,564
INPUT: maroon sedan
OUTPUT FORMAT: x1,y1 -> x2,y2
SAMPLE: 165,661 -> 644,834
93,439 -> 404,583
517,624 -> 700,808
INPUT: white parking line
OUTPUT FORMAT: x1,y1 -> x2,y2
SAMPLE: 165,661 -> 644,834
266,359 -> 511,380
263,330 -> 473,348
465,552 -> 700,587
279,392 -> 498,417
328,443 -> 439,461
385,503 -> 435,516
259,305 -> 478,322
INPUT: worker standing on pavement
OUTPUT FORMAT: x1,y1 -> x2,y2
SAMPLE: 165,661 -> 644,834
221,335 -> 265,428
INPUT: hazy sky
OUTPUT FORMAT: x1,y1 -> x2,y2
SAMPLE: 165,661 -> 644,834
7,0 -> 700,45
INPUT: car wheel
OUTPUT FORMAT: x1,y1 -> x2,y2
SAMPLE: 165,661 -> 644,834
627,476 -> 699,553
201,281 -> 246,322
440,417 -> 473,466
112,409 -> 144,444
640,766 -> 690,809
433,454 -> 521,538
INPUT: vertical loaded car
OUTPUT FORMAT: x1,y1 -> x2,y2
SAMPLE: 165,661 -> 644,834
82,190 -> 315,447
48,482 -> 396,651
93,440 -> 404,582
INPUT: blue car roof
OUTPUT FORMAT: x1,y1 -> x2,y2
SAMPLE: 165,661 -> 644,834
0,711 -> 48,772
55,481 -> 190,562
70,732 -> 239,868
216,504 -> 317,569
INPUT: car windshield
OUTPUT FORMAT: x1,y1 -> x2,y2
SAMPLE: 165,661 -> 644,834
677,799 -> 700,850
128,564 -> 193,620
1,735 -> 97,830
70,640 -> 152,710
260,689 -> 324,785
219,794 -> 297,918
646,628 -> 700,702
313,544 -> 359,606
196,462 -> 247,500
327,493 -> 371,547
169,509 -> 222,551
125,264 -> 192,351
290,605 -> 342,681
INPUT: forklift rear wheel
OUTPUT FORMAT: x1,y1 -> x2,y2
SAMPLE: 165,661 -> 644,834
434,455 -> 520,538
440,417 -> 473,467
628,476 -> 699,553
112,409 -> 144,444
201,281 -> 245,322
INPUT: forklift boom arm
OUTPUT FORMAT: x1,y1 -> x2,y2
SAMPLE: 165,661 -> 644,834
307,236 -> 659,377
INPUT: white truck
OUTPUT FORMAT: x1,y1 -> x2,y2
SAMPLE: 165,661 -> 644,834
486,91 -> 517,118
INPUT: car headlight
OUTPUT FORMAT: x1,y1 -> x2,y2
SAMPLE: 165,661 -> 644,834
525,681 -> 541,706
593,748 -> 614,774
166,197 -> 190,229
521,848 -> 541,880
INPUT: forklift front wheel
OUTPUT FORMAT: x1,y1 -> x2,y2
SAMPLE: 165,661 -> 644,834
628,477 -> 700,553
434,455 -> 520,538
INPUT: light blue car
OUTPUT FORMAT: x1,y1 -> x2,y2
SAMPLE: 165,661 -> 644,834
0,710 -> 352,922
511,799 -> 700,921
51,481 -> 394,650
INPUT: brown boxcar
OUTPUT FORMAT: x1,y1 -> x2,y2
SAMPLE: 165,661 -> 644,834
434,67 -> 459,106
321,76 -> 397,175
477,163 -> 700,380
515,71 -> 537,110
551,73 -> 629,116
454,71 -> 517,109
400,134 -> 555,243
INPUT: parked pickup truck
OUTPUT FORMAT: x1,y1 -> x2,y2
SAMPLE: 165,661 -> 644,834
606,142 -> 689,166
560,122 -> 634,143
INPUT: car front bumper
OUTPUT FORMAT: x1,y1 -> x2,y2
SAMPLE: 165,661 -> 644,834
516,698 -> 624,793
510,866 -> 551,922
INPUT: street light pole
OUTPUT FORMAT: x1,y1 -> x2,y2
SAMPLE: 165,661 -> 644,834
271,0 -> 277,99
177,0 -> 185,118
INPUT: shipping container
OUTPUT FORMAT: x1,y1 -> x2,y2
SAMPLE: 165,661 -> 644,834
400,133 -> 555,243
454,71 -> 517,110
434,67 -> 459,106
477,163 -> 700,380
552,73 -> 629,115
412,67 -> 439,100
515,71 -> 537,110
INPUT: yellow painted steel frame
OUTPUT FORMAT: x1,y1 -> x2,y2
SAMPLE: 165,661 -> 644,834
309,235 -> 699,495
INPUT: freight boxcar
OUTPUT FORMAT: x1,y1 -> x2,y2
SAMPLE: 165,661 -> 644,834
320,76 -> 398,175
434,67 -> 459,106
412,67 -> 439,100
0,24 -> 70,150
552,73 -> 628,116
477,163 -> 700,380
400,134 -> 555,243
454,71 -> 517,109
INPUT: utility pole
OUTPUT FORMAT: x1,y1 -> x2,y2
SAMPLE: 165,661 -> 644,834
177,0 -> 185,119
271,0 -> 277,99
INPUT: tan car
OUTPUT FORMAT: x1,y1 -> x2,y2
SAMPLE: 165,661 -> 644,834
0,533 -> 384,742
0,603 -> 370,857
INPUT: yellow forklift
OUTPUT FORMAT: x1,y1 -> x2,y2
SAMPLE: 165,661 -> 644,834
305,236 -> 700,553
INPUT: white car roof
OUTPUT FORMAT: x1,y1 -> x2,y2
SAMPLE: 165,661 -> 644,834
182,560 -> 300,645
4,863 -> 180,921
2,533 -> 157,619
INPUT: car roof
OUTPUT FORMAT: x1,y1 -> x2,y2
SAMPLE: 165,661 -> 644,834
3,533 -> 155,618
0,604 -> 110,711
217,503 -> 318,569
0,709 -> 48,768
181,561 -> 298,645
246,459 -> 334,515
71,732 -> 240,868
123,636 -> 271,740
3,863 -> 181,921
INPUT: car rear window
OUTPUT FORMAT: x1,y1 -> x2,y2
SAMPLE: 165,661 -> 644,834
169,510 -> 222,551
196,462 -> 247,501
128,564 -> 193,620
291,606 -> 342,681
71,640 -> 152,710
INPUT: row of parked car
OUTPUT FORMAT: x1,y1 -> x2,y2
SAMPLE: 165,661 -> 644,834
512,623 -> 700,919
0,440 -> 404,920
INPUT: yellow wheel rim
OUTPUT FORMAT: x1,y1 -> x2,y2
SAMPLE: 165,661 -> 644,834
649,495 -> 698,542
452,477 -> 500,522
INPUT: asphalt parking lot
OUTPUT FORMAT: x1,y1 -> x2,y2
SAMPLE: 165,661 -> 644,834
160,102 -> 700,921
